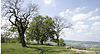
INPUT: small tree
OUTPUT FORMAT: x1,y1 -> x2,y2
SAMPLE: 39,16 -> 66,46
59,38 -> 66,46
2,0 -> 38,47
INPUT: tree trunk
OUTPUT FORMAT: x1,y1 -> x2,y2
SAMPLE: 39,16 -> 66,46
37,41 -> 39,44
20,33 -> 27,47
57,36 -> 59,46
40,40 -> 44,45
18,26 -> 27,47
36,23 -> 40,45
21,35 -> 27,47
19,22 -> 27,47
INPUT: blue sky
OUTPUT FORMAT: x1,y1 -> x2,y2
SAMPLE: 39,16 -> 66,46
2,0 -> 100,42
30,0 -> 100,42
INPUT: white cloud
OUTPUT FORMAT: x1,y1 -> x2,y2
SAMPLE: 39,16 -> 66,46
74,7 -> 86,12
84,32 -> 93,36
59,7 -> 100,41
91,22 -> 100,30
59,11 -> 65,17
72,8 -> 100,21
59,7 -> 87,17
72,21 -> 88,32
65,9 -> 72,14
88,8 -> 100,15
95,8 -> 100,12
78,24 -> 89,29
43,0 -> 56,7
77,29 -> 82,33
75,21 -> 86,33
1,17 -> 14,28
72,13 -> 90,21
1,19 -> 11,33
76,21 -> 84,25
88,16 -> 100,21
61,30 -> 73,38
72,24 -> 89,29
43,0 -> 52,4
1,19 -> 10,26
93,22 -> 100,25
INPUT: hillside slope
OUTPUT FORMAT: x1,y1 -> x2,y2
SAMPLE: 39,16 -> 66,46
1,43 -> 86,54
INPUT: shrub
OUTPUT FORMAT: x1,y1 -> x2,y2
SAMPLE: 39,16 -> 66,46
59,38 -> 66,46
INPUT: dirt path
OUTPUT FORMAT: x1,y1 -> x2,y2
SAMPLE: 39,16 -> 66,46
64,46 -> 100,54
70,48 -> 97,54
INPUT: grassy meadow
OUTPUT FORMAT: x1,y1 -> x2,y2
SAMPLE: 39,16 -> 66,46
1,43 -> 86,54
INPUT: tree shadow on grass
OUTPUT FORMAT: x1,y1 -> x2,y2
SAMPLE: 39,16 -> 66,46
27,46 -> 63,54
27,46 -> 48,54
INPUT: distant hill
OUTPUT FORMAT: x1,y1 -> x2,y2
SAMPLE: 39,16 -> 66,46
64,40 -> 100,48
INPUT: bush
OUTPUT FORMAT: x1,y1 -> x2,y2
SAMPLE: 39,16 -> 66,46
59,38 -> 66,46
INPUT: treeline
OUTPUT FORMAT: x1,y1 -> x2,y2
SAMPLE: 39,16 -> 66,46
1,0 -> 71,47
25,15 -> 68,46
1,15 -> 69,47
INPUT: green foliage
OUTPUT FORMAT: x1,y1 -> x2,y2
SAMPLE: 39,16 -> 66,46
1,37 -> 18,43
9,26 -> 17,32
59,38 -> 66,46
8,38 -> 18,43
15,36 -> 21,43
51,39 -> 57,43
1,43 -> 86,54
26,15 -> 55,44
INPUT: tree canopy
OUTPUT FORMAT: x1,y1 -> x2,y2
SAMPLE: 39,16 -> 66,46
26,15 -> 55,45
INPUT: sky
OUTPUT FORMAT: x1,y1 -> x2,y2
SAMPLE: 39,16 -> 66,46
1,0 -> 100,42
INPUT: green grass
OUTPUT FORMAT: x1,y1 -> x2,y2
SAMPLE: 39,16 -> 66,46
87,48 -> 100,51
1,43 -> 86,54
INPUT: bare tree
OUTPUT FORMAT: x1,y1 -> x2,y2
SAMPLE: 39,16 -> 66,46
2,0 -> 38,47
53,16 -> 72,46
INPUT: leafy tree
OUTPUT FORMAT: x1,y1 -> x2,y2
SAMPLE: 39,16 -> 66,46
59,38 -> 66,46
26,15 -> 55,45
26,15 -> 43,44
53,16 -> 72,46
2,0 -> 38,47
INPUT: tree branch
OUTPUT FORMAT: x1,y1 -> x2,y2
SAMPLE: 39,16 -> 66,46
9,14 -> 17,26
